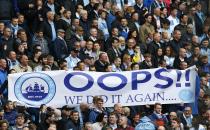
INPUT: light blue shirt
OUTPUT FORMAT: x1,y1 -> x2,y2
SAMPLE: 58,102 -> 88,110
65,55 -> 81,70
98,18 -> 110,40
0,69 -> 7,86
200,47 -> 210,63
83,0 -> 89,6
47,3 -> 55,13
196,11 -> 205,24
49,21 -> 56,41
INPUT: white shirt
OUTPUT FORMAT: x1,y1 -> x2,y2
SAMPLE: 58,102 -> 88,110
190,124 -> 206,130
90,36 -> 97,42
112,64 -> 122,72
164,56 -> 175,67
127,0 -> 135,6
135,22 -> 140,32
65,55 -> 81,70
115,0 -> 135,10
98,18 -> 109,36
75,12 -> 80,19
92,122 -> 103,130
109,124 -> 118,130
167,15 -> 179,33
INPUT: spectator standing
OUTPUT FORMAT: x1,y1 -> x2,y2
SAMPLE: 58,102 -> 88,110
53,29 -> 68,60
32,30 -> 49,54
41,11 -> 57,51
88,97 -> 107,123
139,14 -> 155,44
167,7 -> 179,34
8,17 -> 22,38
194,1 -> 206,37
0,27 -> 14,58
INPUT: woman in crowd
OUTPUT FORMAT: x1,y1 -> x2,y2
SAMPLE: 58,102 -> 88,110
164,46 -> 175,68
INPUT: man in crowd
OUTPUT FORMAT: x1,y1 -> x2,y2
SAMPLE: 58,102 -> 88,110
13,54 -> 32,72
88,97 -> 107,123
149,103 -> 168,127
115,116 -> 134,130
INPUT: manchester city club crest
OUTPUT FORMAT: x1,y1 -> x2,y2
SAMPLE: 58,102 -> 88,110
14,72 -> 56,106
179,89 -> 193,102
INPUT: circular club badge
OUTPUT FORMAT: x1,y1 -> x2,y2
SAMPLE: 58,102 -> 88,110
179,89 -> 193,102
14,72 -> 56,106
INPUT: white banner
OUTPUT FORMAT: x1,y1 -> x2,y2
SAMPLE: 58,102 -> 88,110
8,66 -> 197,108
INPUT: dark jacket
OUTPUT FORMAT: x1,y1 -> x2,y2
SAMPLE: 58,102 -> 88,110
58,0 -> 84,14
173,56 -> 189,69
53,37 -> 68,60
115,126 -> 135,130
37,121 -> 49,130
147,41 -> 162,56
140,60 -> 154,69
85,3 -> 94,14
69,34 -> 83,51
0,36 -> 14,58
194,12 -> 205,37
41,20 -> 57,43
43,2 -> 61,17
58,118 -> 80,130
106,47 -> 122,63
79,19 -> 90,36
149,112 -> 168,126
152,55 -> 164,68
134,4 -> 147,25
88,10 -> 99,21
179,114 -> 193,129
57,18 -> 71,31
50,63 -> 59,70
174,24 -> 188,36
94,60 -> 108,72
169,39 -> 184,55
88,108 -> 107,123
0,0 -> 13,20
32,6 -> 45,32
105,36 -> 118,51
3,110 -> 18,126
16,0 -> 35,17
128,21 -> 140,33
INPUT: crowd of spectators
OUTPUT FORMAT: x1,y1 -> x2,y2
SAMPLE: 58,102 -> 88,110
0,0 -> 210,129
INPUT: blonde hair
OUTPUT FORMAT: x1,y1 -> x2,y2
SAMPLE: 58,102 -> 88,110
123,107 -> 130,116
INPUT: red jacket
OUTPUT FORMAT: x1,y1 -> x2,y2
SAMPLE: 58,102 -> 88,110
164,0 -> 171,13
164,0 -> 170,7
